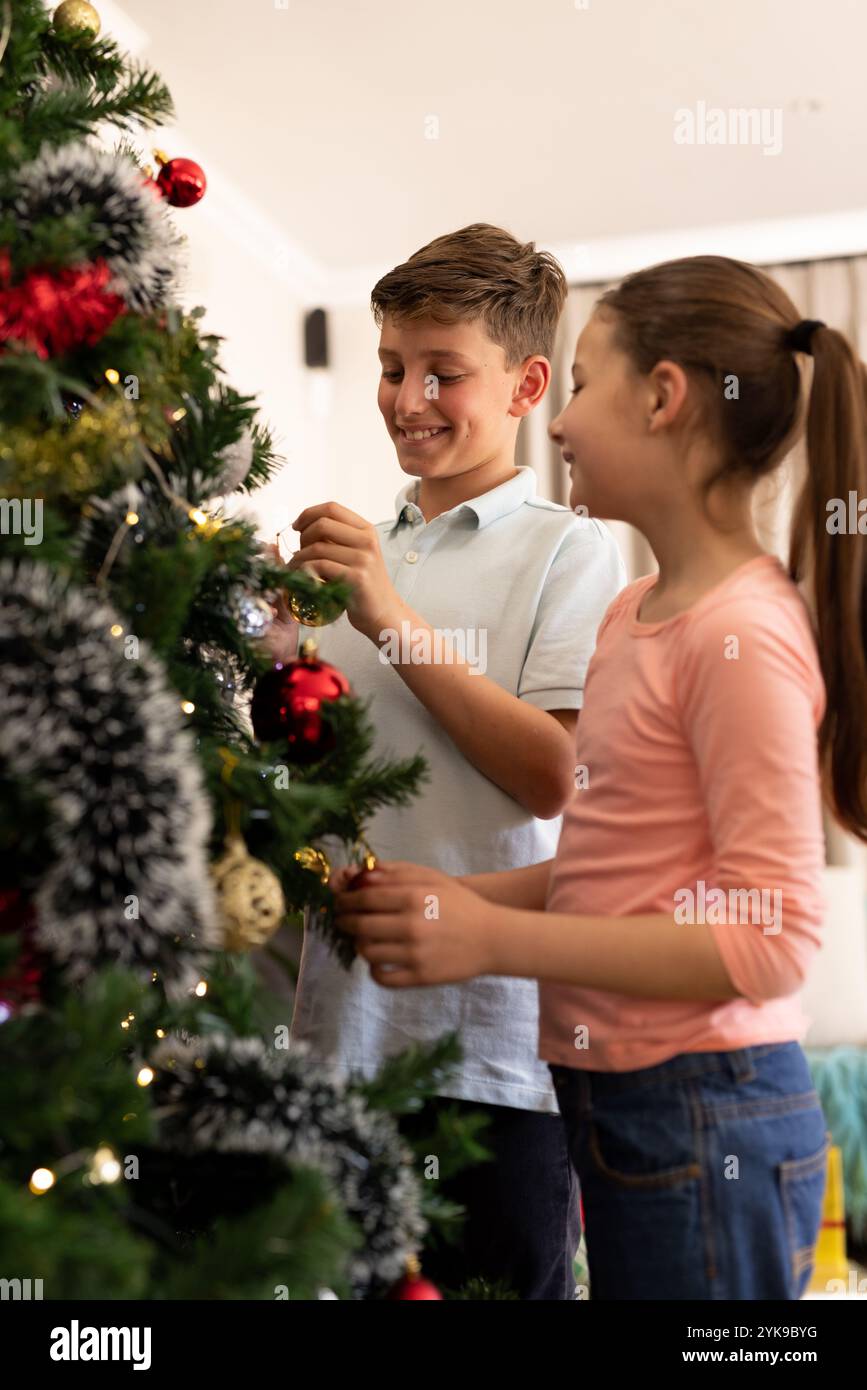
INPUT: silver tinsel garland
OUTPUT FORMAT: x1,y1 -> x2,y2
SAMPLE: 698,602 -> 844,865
182,421 -> 256,501
12,142 -> 185,313
149,1034 -> 426,1291
0,559 -> 220,994
211,427 -> 255,495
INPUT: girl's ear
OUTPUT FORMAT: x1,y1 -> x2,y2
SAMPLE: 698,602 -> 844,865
646,359 -> 689,431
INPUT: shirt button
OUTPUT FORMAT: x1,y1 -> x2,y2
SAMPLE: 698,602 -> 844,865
404,550 -> 419,563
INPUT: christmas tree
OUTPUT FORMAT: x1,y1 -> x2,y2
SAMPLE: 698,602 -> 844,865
0,0 -> 489,1300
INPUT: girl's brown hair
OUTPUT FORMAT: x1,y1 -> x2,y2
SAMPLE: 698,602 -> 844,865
370,223 -> 567,366
596,254 -> 867,842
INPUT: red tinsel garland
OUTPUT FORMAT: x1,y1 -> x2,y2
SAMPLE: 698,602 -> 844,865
0,252 -> 126,359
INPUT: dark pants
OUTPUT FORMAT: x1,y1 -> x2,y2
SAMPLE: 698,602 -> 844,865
401,1095 -> 582,1300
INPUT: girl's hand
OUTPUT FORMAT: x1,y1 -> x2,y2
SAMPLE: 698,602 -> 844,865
333,860 -> 496,987
328,863 -> 364,894
289,502 -> 404,642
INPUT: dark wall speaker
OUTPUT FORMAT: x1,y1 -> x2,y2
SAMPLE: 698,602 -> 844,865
303,308 -> 329,368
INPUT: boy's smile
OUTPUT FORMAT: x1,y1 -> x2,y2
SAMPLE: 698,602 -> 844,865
397,424 -> 452,446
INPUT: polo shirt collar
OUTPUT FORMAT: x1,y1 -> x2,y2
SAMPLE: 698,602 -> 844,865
392,465 -> 536,530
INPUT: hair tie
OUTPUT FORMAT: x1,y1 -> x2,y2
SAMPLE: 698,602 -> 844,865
784,319 -> 825,355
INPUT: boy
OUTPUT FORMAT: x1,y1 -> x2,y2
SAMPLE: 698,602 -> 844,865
266,224 -> 625,1298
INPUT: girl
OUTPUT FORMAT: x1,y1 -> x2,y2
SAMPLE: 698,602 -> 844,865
332,254 -> 867,1300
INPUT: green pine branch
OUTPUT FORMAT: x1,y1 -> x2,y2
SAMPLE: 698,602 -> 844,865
352,1035 -> 464,1113
39,29 -> 127,96
0,1 -> 174,174
155,1166 -> 357,1300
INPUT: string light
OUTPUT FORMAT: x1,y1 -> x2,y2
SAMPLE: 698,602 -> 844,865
136,1067 -> 154,1088
194,980 -> 208,997
125,510 -> 139,526
155,1028 -> 165,1038
110,623 -> 123,638
186,505 -> 223,538
180,700 -> 195,715
88,1146 -> 121,1184
120,1011 -> 135,1030
104,368 -> 120,385
29,1167 -> 55,1194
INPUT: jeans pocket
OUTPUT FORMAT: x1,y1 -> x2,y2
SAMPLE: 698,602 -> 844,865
779,1133 -> 829,1298
588,1089 -> 702,1190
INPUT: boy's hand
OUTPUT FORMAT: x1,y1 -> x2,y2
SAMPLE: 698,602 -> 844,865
290,502 -> 404,642
333,860 -> 496,987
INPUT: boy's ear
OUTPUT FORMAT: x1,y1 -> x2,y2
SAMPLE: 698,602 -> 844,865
509,356 -> 551,418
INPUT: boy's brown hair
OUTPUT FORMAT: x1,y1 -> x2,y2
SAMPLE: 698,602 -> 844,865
370,223 -> 568,368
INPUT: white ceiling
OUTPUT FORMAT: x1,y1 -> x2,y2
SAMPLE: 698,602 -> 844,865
112,0 -> 867,293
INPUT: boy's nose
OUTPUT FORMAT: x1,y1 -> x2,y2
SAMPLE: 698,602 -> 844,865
394,378 -> 431,416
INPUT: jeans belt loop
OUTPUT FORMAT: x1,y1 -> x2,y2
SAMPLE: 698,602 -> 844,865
728,1045 -> 756,1083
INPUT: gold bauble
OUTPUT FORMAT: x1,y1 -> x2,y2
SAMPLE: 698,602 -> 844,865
288,591 -> 327,626
53,1 -> 101,36
287,573 -> 346,627
212,835 -> 285,951
294,846 -> 331,884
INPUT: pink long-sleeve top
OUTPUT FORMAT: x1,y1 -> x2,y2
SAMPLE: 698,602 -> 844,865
541,553 -> 828,1072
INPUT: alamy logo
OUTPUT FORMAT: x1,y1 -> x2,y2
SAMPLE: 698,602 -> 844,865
0,1276 -> 43,1299
674,879 -> 782,935
673,101 -> 782,156
378,621 -> 488,674
826,492 -> 867,534
49,1320 -> 152,1371
0,497 -> 43,545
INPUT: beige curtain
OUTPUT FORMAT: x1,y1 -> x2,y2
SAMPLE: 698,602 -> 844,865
520,255 -> 867,867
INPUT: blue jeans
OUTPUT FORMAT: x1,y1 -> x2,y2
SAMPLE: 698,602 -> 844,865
550,1042 -> 829,1300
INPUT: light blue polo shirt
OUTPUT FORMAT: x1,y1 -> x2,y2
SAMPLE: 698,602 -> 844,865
290,464 -> 626,1112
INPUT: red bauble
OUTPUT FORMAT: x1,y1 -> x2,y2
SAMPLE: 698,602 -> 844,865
388,1272 -> 443,1300
156,157 -> 207,208
250,655 -> 350,764
0,258 -> 125,360
0,887 -> 43,1017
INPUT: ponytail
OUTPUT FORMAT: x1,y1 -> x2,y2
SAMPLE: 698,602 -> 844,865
789,326 -> 867,841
